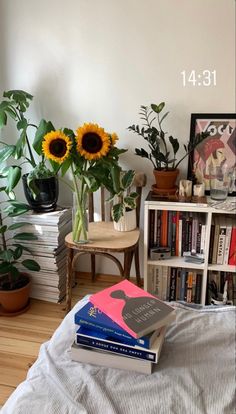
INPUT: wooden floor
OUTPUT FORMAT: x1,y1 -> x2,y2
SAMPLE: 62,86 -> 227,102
0,272 -> 127,407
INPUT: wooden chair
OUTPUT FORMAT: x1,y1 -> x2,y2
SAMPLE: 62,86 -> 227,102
64,172 -> 147,313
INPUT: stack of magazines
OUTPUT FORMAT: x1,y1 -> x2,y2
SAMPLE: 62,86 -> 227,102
13,207 -> 72,302
71,280 -> 175,374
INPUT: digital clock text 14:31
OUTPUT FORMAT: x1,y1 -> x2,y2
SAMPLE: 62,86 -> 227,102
181,70 -> 216,86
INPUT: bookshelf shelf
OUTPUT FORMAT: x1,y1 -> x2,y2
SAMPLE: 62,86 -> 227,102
143,192 -> 236,305
147,258 -> 205,270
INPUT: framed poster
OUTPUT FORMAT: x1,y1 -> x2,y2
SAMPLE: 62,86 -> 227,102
187,113 -> 236,195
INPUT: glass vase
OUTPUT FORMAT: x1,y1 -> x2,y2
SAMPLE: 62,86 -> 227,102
72,191 -> 89,244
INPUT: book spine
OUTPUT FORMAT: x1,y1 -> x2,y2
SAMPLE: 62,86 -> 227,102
200,224 -> 206,255
208,224 -> 215,264
154,266 -> 162,298
169,268 -> 177,301
156,211 -> 161,247
212,224 -> 220,264
179,269 -> 187,301
195,273 -> 202,304
178,215 -> 182,257
175,211 -> 180,257
216,227 -> 226,265
149,210 -> 155,249
171,212 -> 177,256
228,227 -> 236,265
75,335 -> 157,362
167,211 -> 173,251
223,226 -> 232,265
191,215 -> 198,253
161,210 -> 168,247
75,316 -> 145,346
161,266 -> 168,301
186,271 -> 193,303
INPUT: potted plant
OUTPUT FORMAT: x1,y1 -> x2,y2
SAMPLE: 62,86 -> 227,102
128,102 -> 207,191
107,168 -> 138,231
0,90 -> 58,212
0,178 -> 40,315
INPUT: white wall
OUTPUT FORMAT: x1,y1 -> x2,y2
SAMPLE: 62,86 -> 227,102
0,0 -> 235,275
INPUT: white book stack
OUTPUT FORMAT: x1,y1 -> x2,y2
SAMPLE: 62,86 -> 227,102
13,207 -> 72,303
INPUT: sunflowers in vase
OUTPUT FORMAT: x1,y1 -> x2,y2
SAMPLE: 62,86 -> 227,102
42,123 -> 125,243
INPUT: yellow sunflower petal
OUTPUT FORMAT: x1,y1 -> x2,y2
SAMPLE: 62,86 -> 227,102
111,132 -> 118,146
42,130 -> 72,163
76,123 -> 110,160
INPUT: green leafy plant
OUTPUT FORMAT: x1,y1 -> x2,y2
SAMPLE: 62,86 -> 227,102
0,187 -> 40,291
107,169 -> 138,223
128,102 -> 207,170
0,90 -> 56,197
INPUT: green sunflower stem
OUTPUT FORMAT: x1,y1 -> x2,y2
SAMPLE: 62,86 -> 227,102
71,168 -> 88,244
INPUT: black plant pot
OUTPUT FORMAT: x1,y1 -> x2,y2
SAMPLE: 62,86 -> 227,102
22,174 -> 59,213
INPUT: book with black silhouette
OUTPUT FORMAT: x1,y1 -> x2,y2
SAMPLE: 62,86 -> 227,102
90,280 -> 175,338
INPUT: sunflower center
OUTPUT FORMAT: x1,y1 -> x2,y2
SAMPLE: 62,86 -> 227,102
49,138 -> 67,157
82,133 -> 103,153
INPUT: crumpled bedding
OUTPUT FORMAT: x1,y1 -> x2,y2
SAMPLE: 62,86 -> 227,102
1,300 -> 235,414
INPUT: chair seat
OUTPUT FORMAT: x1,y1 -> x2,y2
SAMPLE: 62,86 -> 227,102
65,221 -> 140,252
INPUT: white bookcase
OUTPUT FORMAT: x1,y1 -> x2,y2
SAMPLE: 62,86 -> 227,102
143,193 -> 236,305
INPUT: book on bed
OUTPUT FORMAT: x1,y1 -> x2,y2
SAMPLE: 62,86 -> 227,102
75,326 -> 166,363
90,280 -> 175,338
70,343 -> 153,374
74,301 -> 161,349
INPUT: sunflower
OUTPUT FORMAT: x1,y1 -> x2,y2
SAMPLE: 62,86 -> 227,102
111,132 -> 118,146
76,123 -> 110,160
42,130 -> 72,163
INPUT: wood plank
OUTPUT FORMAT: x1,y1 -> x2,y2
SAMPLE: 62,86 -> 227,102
0,337 -> 40,358
0,385 -> 15,406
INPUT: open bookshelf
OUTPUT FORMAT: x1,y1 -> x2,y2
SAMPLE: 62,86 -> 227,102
143,192 -> 236,305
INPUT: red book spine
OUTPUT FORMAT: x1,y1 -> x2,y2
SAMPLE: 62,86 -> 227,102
228,227 -> 236,265
160,210 -> 168,247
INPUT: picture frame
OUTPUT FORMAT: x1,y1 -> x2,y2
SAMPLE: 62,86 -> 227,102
187,113 -> 236,196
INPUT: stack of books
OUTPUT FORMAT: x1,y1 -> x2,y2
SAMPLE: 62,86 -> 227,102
71,280 -> 175,374
13,207 -> 72,303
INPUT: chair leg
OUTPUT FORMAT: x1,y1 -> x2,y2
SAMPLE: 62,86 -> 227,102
134,246 -> 142,287
123,250 -> 134,280
91,254 -> 96,281
66,248 -> 74,314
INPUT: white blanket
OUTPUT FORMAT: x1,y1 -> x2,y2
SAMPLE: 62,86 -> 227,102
2,301 -> 235,414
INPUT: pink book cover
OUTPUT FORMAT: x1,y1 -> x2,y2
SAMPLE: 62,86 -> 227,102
90,280 -> 175,338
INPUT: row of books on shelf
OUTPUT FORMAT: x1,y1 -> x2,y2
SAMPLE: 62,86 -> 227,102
148,265 -> 202,304
208,216 -> 236,265
13,207 -> 72,302
148,210 -> 206,257
70,280 -> 176,374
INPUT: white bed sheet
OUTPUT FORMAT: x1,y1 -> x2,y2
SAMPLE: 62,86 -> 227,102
1,300 -> 235,414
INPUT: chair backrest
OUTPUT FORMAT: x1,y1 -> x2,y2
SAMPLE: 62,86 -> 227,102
88,172 -> 147,226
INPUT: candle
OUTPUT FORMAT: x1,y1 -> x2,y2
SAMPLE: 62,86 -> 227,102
193,183 -> 205,197
179,180 -> 192,198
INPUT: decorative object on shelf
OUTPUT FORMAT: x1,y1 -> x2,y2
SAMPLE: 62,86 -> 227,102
193,183 -> 205,197
0,184 -> 40,315
178,179 -> 192,201
187,113 -> 236,196
128,102 -> 207,193
0,90 -> 59,211
209,162 -> 233,201
42,124 -> 126,244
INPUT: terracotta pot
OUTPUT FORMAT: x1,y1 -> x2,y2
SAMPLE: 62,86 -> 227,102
153,169 -> 179,189
113,209 -> 137,232
0,274 -> 31,314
